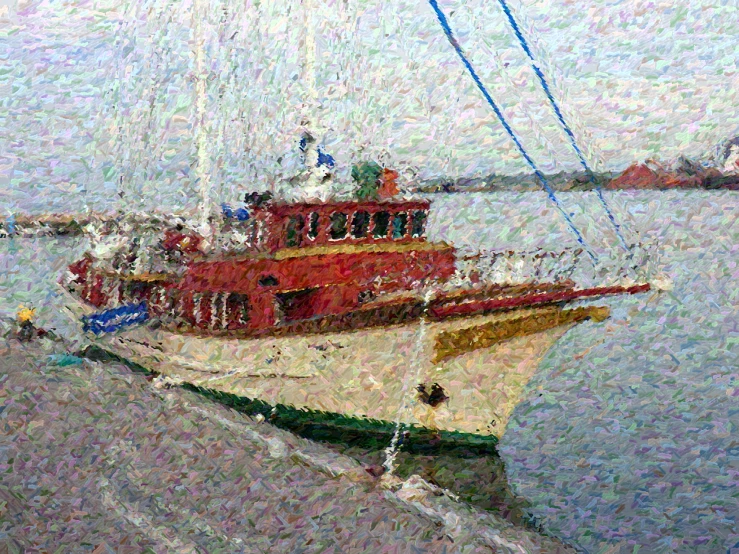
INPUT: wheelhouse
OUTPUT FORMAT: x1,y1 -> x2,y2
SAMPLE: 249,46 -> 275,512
256,200 -> 431,253
168,198 -> 454,332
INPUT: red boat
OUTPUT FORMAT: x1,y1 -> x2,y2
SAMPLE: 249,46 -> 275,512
61,193 -> 648,441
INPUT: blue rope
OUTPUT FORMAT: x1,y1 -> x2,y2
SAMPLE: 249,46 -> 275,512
496,0 -> 631,253
427,0 -> 597,262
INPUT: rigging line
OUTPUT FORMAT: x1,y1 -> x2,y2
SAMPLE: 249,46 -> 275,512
495,0 -> 632,253
427,0 -> 597,262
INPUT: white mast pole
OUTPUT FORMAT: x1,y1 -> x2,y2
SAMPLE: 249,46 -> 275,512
300,0 -> 333,200
304,0 -> 317,113
194,0 -> 213,246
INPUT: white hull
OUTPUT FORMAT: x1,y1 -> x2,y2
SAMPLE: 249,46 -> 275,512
62,290 -> 606,439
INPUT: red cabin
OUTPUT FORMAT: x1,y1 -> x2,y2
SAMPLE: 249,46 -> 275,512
175,199 -> 457,332
65,197 -> 650,340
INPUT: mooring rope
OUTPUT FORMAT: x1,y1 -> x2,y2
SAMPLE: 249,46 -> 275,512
427,0 -> 597,262
495,0 -> 632,253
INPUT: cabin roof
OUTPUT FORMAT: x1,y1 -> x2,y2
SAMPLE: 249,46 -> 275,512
256,199 -> 430,218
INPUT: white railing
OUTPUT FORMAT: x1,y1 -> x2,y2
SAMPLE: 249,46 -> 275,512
453,247 -> 584,287
453,241 -> 661,289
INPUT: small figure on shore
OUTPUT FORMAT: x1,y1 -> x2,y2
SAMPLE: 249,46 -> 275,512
15,305 -> 52,342
16,305 -> 37,342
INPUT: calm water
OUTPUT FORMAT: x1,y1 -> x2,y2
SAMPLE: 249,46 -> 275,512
434,191 -> 738,553
1,190 -> 737,552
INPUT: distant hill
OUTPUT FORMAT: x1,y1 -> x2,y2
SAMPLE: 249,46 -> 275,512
413,159 -> 739,193
606,158 -> 739,190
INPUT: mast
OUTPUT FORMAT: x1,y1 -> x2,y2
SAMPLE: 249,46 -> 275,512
299,0 -> 334,200
194,0 -> 213,246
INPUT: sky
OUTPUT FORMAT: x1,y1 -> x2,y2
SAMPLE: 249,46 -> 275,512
1,0 -> 738,213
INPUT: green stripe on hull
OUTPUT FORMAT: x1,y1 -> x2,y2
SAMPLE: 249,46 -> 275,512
182,383 -> 499,457
80,345 -> 499,457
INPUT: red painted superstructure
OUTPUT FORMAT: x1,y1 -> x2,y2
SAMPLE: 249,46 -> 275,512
64,197 -> 649,337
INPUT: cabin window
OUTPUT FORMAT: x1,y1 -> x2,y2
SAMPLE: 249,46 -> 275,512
351,211 -> 370,238
286,215 -> 305,247
307,212 -> 320,240
124,280 -> 149,301
258,275 -> 279,287
329,212 -> 348,240
372,211 -> 390,238
193,293 -> 204,324
392,212 -> 408,239
275,288 -> 318,322
211,293 -> 226,328
411,210 -> 427,237
227,293 -> 250,325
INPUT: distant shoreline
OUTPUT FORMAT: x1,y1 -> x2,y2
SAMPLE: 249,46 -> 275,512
411,168 -> 739,193
0,214 -> 90,238
2,176 -> 737,237
412,182 -> 739,193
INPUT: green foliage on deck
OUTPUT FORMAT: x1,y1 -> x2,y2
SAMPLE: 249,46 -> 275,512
352,161 -> 383,200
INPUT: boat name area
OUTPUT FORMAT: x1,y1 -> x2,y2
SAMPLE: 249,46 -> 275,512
82,302 -> 149,335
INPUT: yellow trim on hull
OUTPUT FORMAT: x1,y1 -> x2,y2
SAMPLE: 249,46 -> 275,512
433,305 -> 609,363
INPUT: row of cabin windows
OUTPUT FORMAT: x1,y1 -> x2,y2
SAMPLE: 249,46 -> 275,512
191,292 -> 250,327
112,282 -> 252,328
286,210 -> 428,247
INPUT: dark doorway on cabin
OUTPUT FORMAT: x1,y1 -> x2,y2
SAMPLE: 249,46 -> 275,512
275,288 -> 320,322
124,280 -> 151,302
286,215 -> 305,247
226,293 -> 250,328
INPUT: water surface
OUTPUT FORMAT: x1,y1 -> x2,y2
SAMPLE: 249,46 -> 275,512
1,190 -> 736,552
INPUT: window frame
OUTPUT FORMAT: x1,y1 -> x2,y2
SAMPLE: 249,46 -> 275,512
328,211 -> 349,241
410,210 -> 428,238
350,210 -> 371,239
391,212 -> 408,239
372,211 -> 391,239
285,214 -> 305,248
307,212 -> 320,241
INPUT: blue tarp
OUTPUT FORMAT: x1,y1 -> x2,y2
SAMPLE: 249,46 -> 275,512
317,148 -> 335,168
82,302 -> 149,335
222,203 -> 249,221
